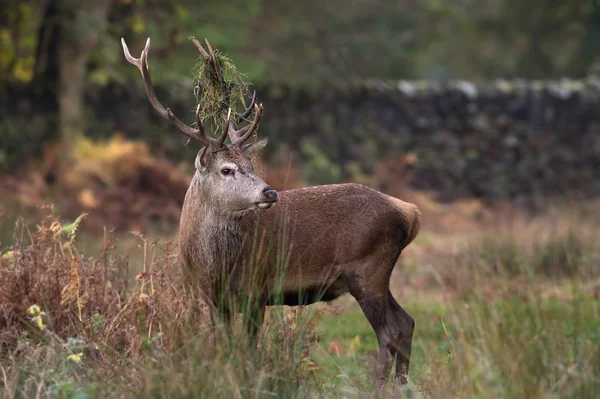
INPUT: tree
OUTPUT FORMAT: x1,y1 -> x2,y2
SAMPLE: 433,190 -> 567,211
57,0 -> 112,171
1,0 -> 599,175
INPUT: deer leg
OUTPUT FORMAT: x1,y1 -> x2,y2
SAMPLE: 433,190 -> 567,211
210,294 -> 234,345
387,291 -> 415,394
346,255 -> 406,394
188,286 -> 224,347
208,307 -> 220,347
211,277 -> 238,338
359,296 -> 396,390
242,301 -> 265,349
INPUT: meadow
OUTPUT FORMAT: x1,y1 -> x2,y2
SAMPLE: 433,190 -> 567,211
1,197 -> 598,399
2,1 -> 599,397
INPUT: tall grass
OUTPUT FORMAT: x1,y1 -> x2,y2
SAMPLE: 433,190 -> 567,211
0,207 -> 325,398
412,287 -> 600,399
438,202 -> 600,297
414,201 -> 600,398
1,202 -> 599,398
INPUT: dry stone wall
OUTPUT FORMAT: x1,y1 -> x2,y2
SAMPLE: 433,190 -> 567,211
3,79 -> 600,206
257,79 -> 600,205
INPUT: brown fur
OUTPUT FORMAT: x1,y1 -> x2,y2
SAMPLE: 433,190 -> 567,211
179,167 -> 421,394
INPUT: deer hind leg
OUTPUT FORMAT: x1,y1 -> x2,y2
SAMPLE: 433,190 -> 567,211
346,255 -> 414,395
347,273 -> 396,391
387,290 -> 415,393
357,295 -> 396,390
354,292 -> 414,396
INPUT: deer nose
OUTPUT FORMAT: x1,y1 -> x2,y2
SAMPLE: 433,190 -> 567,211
263,186 -> 278,202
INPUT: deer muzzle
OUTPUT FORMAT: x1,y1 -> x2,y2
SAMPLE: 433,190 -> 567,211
257,186 -> 278,209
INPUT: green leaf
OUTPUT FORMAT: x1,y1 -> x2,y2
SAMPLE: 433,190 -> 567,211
60,213 -> 88,242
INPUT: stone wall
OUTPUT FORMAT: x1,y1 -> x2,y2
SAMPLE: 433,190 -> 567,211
3,79 -> 600,205
257,79 -> 600,205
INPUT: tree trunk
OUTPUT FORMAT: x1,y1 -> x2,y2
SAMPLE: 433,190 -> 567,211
57,0 -> 112,182
58,39 -> 87,161
33,0 -> 61,97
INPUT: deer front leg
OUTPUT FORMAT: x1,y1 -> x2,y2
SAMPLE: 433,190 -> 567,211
200,282 -> 233,346
210,307 -> 233,342
242,302 -> 266,349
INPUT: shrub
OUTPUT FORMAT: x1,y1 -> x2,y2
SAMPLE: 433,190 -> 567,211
0,207 -> 324,397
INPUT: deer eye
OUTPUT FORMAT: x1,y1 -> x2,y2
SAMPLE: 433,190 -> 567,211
221,168 -> 233,176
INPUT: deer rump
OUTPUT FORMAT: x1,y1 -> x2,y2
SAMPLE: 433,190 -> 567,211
223,183 -> 421,308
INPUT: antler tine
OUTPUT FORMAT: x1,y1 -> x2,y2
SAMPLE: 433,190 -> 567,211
205,38 -> 217,64
191,37 -> 220,79
218,108 -> 232,147
238,103 -> 264,144
229,103 -> 263,146
121,37 -> 217,146
237,91 -> 257,124
122,37 -> 143,68
191,37 -> 210,59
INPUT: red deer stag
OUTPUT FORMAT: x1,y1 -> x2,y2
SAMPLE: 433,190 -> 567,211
121,37 -> 421,394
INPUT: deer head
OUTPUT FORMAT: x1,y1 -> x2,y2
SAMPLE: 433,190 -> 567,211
121,37 -> 278,214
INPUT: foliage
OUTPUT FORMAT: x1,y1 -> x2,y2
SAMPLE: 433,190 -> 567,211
2,0 -> 600,195
0,112 -> 56,173
69,134 -> 191,232
300,138 -> 342,185
1,0 -> 598,88
0,207 -> 326,397
191,35 -> 252,134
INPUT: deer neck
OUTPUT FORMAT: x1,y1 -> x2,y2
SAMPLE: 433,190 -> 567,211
179,177 -> 245,282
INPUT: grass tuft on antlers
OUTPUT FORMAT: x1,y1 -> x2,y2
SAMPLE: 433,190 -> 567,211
190,35 -> 251,135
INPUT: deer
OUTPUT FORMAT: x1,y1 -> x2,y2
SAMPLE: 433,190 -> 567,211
121,37 -> 422,395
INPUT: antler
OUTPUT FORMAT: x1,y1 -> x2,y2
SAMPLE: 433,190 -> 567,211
228,103 -> 263,147
122,36 -> 263,149
121,37 -> 226,147
191,37 -> 264,147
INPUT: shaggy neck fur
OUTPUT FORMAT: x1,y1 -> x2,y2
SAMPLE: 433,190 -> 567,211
179,172 -> 246,292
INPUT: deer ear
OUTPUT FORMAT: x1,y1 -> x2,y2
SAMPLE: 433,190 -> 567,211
243,137 -> 268,159
195,146 -> 210,169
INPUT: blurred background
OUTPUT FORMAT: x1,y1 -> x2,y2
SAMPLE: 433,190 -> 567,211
2,3 -> 600,396
1,0 -> 600,234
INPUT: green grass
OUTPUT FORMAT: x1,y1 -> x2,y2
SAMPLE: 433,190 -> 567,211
310,284 -> 600,398
312,300 -> 449,386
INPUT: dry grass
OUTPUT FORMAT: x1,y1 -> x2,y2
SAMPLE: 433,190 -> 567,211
0,204 -> 187,358
0,206 -> 325,398
427,201 -> 600,300
1,194 -> 599,398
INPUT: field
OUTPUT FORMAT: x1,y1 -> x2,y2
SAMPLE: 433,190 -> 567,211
1,198 -> 599,398
2,1 -> 599,398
